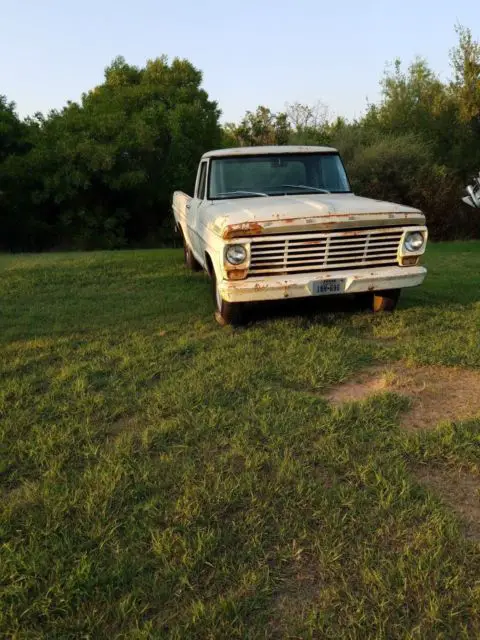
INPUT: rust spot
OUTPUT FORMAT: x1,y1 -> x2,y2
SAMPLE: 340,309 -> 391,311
223,222 -> 264,239
227,269 -> 248,280
368,285 -> 375,291
221,212 -> 425,239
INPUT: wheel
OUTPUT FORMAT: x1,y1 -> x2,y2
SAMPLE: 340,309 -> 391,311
211,271 -> 244,326
183,240 -> 201,271
372,289 -> 401,312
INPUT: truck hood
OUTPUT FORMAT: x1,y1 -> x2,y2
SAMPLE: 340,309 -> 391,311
207,193 -> 425,239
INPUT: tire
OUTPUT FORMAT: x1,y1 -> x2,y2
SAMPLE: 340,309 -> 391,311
211,271 -> 244,326
183,240 -> 201,271
372,289 -> 401,312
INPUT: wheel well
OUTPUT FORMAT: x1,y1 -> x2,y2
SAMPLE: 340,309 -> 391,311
177,223 -> 185,241
204,253 -> 214,278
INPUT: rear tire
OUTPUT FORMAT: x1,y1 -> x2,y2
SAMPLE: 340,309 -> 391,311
372,289 -> 401,312
184,240 -> 201,271
212,271 -> 244,326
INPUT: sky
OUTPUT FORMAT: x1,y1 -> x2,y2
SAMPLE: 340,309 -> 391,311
1,0 -> 479,123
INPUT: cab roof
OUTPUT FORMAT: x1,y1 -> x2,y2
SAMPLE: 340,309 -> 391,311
201,145 -> 338,159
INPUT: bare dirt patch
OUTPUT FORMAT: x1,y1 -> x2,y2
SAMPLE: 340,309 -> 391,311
326,363 -> 480,430
269,556 -> 325,638
415,466 -> 480,540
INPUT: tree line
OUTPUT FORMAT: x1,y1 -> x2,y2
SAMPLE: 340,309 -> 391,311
1,25 -> 480,251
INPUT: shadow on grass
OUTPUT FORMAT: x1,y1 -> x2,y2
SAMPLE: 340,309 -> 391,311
242,275 -> 480,325
244,293 -> 372,325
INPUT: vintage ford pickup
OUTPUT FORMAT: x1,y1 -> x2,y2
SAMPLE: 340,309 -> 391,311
173,146 -> 428,325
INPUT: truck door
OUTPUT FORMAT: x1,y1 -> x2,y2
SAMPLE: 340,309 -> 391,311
188,160 -> 209,260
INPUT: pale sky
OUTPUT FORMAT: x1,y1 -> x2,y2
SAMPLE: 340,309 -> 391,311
1,0 -> 479,123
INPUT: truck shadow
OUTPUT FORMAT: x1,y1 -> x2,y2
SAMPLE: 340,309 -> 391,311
241,284 -> 479,325
245,293 -> 373,324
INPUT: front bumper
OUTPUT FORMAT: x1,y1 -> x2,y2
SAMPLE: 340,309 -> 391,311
219,266 -> 427,303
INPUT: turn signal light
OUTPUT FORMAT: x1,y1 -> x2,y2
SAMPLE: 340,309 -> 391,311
227,269 -> 248,280
401,256 -> 419,266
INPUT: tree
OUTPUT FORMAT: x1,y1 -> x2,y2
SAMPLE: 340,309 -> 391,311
0,96 -> 30,160
372,57 -> 459,165
2,56 -> 222,250
450,25 -> 480,123
285,101 -> 331,144
223,106 -> 291,147
0,97 -> 41,250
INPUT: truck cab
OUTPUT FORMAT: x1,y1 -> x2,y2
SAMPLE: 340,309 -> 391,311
173,146 -> 428,325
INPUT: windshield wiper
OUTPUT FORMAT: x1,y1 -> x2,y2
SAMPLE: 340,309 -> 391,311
281,184 -> 331,194
216,190 -> 269,198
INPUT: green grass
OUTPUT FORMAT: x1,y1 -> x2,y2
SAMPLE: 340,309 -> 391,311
1,242 -> 479,638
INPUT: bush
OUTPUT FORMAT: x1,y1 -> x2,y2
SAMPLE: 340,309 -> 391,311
336,133 -> 479,240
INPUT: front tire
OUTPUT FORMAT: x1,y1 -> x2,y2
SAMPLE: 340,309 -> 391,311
372,289 -> 401,312
212,271 -> 244,326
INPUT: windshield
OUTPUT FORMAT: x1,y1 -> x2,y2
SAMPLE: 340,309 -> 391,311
208,153 -> 351,199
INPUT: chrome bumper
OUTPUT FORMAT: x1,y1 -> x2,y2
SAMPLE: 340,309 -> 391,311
219,266 -> 427,303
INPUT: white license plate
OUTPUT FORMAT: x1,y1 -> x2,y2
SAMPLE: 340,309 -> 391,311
311,279 -> 345,295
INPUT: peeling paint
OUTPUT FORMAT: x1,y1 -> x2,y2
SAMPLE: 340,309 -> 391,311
223,222 -> 264,239
219,213 -> 426,238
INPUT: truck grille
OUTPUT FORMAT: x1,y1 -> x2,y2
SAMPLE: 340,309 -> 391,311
248,228 -> 404,276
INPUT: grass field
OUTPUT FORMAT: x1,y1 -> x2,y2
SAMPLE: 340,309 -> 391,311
1,242 -> 479,638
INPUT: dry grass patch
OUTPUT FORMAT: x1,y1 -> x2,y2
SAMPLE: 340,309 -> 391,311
326,363 -> 480,430
415,466 -> 480,540
269,557 -> 326,638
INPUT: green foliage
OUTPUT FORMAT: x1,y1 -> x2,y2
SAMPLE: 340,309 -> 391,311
223,106 -> 291,147
450,25 -> 480,123
1,57 -> 221,251
286,101 -> 332,145
0,96 -> 29,160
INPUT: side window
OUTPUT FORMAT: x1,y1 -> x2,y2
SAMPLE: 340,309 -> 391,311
196,162 -> 208,200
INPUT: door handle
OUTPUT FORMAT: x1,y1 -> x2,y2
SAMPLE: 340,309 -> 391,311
186,203 -> 191,210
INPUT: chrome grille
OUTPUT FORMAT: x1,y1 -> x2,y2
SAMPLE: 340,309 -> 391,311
248,228 -> 404,276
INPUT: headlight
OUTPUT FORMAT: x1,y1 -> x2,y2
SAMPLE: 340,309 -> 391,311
404,231 -> 425,252
225,244 -> 247,265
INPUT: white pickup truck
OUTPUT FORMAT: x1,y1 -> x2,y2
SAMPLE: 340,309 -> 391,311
173,145 -> 428,325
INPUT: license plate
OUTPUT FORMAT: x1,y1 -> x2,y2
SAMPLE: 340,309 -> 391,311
311,279 -> 345,295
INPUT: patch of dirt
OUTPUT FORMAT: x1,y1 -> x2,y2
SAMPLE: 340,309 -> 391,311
269,555 -> 325,638
326,363 -> 480,430
415,466 -> 480,540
